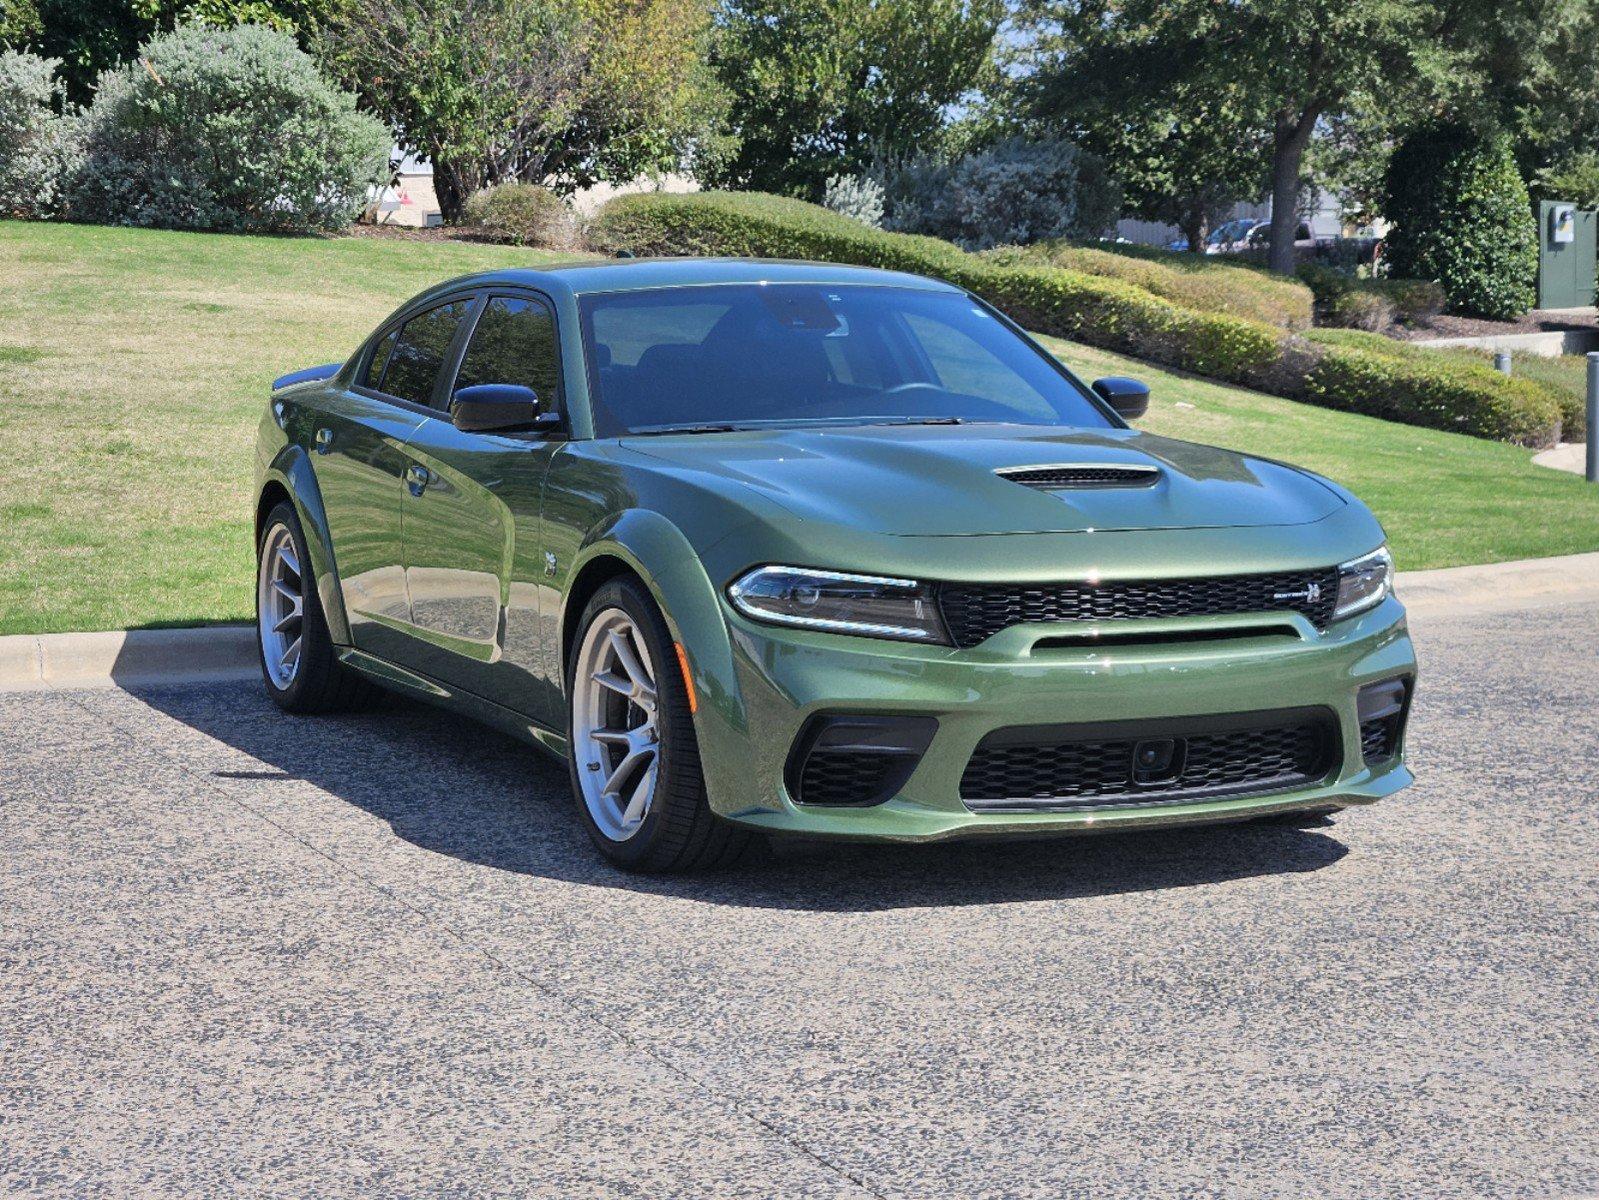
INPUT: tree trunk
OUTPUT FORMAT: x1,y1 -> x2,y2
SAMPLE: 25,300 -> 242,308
1267,107 -> 1318,275
1180,203 -> 1206,257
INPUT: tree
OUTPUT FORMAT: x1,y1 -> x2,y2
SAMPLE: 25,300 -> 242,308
1018,14 -> 1268,254
316,0 -> 729,220
1384,121 -> 1536,319
706,0 -> 1000,199
2,0 -> 323,105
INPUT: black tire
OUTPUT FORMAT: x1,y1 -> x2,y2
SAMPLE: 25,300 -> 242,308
256,501 -> 380,714
565,577 -> 754,873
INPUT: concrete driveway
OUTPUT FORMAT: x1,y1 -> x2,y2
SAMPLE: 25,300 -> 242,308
2,597 -> 1594,1198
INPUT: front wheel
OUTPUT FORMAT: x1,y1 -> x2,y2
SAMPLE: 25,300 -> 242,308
565,577 -> 753,872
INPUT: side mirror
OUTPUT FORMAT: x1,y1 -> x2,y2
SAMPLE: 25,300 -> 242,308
1092,376 -> 1150,421
450,383 -> 557,434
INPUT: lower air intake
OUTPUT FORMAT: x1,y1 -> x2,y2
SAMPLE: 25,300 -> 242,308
960,707 -> 1339,812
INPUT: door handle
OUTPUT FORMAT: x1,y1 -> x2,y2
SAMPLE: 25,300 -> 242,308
405,463 -> 431,496
313,427 -> 332,454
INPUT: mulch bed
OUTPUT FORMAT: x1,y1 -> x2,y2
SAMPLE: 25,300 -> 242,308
1388,308 -> 1599,342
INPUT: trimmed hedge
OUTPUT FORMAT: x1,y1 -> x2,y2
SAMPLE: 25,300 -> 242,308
589,191 -> 1564,447
989,241 -> 1315,331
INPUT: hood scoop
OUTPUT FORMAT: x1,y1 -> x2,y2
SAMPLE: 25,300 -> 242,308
997,463 -> 1162,490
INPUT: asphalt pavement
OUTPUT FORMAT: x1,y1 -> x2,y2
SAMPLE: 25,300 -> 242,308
2,597 -> 1595,1198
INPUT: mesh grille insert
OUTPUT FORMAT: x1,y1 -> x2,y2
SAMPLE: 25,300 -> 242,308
960,709 -> 1338,812
797,749 -> 898,807
938,568 -> 1341,649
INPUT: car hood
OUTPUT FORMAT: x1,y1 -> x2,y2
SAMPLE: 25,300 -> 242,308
620,424 -> 1343,536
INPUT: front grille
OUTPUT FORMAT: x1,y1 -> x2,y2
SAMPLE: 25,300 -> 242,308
938,568 -> 1341,649
960,708 -> 1339,812
797,748 -> 899,806
998,465 -> 1160,489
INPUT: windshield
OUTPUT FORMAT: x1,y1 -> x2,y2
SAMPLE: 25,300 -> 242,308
578,284 -> 1115,437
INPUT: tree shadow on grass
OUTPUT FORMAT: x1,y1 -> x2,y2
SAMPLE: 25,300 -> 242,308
128,680 -> 1349,914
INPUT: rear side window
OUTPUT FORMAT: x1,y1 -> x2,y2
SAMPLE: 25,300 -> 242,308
454,295 -> 560,403
380,301 -> 471,405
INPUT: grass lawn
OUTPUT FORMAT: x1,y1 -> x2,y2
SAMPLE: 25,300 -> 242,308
2,219 -> 1597,635
0,221 -> 584,635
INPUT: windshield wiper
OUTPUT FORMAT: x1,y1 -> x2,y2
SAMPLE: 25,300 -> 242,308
629,423 -> 741,436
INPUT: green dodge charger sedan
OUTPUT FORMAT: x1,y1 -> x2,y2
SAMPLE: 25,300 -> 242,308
255,258 -> 1415,872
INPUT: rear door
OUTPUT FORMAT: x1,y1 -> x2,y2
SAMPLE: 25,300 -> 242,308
316,298 -> 473,662
395,291 -> 565,714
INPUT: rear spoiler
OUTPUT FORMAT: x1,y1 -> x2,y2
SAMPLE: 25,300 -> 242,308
272,362 -> 341,391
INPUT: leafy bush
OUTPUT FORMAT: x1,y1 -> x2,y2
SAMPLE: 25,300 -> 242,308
71,24 -> 390,234
994,241 -> 1314,330
461,183 -> 578,248
822,174 -> 884,227
590,190 -> 1563,446
1305,330 -> 1563,445
0,49 -> 81,220
1297,264 -> 1445,330
884,138 -> 1120,250
1383,122 -> 1537,320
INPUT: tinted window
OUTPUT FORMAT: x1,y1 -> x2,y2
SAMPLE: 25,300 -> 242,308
579,284 -> 1113,437
364,327 -> 399,389
454,295 -> 560,403
381,301 -> 470,405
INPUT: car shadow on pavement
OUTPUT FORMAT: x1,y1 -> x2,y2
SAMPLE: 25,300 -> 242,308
131,682 -> 1350,913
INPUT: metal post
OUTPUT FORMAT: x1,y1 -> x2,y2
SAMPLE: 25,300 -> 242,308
1494,351 -> 1512,376
1587,352 -> 1599,484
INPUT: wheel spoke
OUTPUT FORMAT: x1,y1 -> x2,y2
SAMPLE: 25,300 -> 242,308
272,602 -> 302,634
592,669 -> 633,697
601,745 -> 651,799
608,629 -> 654,700
271,578 -> 298,607
278,546 -> 301,582
591,727 -> 632,746
280,635 -> 301,674
620,763 -> 655,826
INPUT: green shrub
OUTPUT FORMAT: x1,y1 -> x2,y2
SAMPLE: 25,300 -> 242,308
1305,329 -> 1563,446
591,191 -> 1563,447
461,183 -> 577,248
1297,263 -> 1445,330
71,24 -> 390,234
0,49 -> 81,220
993,241 -> 1314,330
1383,122 -> 1537,320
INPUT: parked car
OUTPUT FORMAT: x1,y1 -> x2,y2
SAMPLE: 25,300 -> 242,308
1240,219 -> 1317,253
1165,218 -> 1260,254
256,259 -> 1415,872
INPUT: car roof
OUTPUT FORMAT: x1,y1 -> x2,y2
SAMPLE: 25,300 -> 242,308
423,257 -> 963,300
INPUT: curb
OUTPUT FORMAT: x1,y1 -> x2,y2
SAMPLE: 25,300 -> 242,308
0,626 -> 257,691
1396,550 -> 1599,616
1,552 -> 1596,692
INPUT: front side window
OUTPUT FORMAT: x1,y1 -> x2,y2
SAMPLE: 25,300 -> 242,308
578,284 -> 1113,437
453,295 -> 560,404
379,300 -> 471,406
363,327 -> 399,390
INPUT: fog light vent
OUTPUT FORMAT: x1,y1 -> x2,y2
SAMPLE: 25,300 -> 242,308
1356,677 -> 1411,765
786,715 -> 937,807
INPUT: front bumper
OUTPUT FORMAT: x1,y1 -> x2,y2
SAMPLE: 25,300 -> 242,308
696,595 -> 1415,840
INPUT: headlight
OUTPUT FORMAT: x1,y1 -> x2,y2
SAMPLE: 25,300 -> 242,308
1334,545 -> 1393,620
727,566 -> 949,643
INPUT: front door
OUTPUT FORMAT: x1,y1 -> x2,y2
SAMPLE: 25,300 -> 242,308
397,292 -> 565,715
317,298 -> 473,662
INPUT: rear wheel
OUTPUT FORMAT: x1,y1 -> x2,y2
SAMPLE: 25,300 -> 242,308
566,577 -> 753,872
256,501 -> 377,713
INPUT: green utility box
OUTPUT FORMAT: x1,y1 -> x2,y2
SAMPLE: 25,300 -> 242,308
1537,200 -> 1597,309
